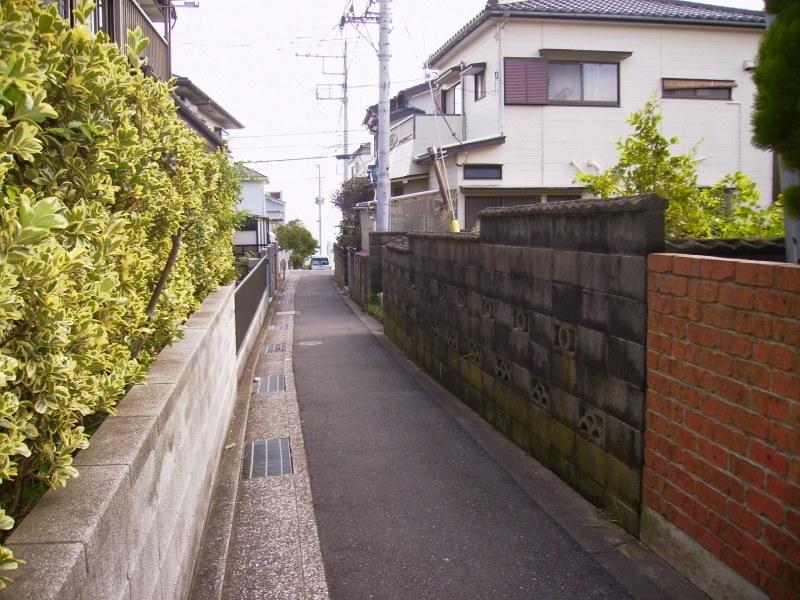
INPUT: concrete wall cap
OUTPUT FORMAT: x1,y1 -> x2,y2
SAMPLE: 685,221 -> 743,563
479,194 -> 666,218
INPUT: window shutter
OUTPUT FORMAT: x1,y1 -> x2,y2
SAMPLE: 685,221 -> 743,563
504,57 -> 547,105
525,58 -> 548,104
504,58 -> 527,104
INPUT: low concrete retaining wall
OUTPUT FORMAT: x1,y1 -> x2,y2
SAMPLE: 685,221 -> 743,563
642,254 -> 800,599
383,195 -> 666,534
3,286 -> 238,600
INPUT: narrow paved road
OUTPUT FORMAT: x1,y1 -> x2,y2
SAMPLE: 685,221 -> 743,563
292,272 -> 629,599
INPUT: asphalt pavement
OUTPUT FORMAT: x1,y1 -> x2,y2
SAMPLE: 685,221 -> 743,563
292,271 -> 632,600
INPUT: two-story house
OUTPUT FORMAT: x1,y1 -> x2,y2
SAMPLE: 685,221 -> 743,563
234,168 -> 288,256
50,1 -> 243,152
51,0 -> 173,81
380,0 -> 770,231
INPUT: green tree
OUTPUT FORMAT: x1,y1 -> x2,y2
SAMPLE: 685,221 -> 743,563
276,219 -> 317,269
752,0 -> 800,217
577,99 -> 783,238
332,177 -> 373,250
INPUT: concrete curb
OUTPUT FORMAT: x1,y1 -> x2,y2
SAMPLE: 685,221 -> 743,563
332,276 -> 706,600
188,285 -> 281,599
190,274 -> 329,599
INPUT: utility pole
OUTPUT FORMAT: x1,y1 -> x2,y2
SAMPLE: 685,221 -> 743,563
296,39 -> 350,184
376,0 -> 390,231
340,0 -> 390,230
342,34 -> 349,184
316,164 -> 323,255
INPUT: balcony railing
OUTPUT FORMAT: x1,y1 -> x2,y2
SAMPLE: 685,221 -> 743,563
389,114 -> 463,152
388,114 -> 463,179
115,0 -> 170,80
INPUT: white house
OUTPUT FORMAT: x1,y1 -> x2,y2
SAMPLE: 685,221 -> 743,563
235,166 -> 274,254
380,0 -> 770,230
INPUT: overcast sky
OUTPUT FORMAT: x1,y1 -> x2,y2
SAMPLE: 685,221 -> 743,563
171,0 -> 765,255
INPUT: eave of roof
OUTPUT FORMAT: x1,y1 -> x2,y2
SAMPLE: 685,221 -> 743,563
175,97 -> 226,150
174,75 -> 245,130
427,1 -> 765,67
413,134 -> 506,163
239,164 -> 270,182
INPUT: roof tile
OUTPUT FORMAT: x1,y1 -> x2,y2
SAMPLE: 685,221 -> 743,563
429,0 -> 764,65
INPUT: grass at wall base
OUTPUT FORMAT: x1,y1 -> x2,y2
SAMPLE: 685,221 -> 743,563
0,0 -> 241,584
577,99 -> 784,240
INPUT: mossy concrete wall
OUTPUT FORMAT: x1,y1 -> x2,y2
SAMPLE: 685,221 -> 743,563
383,195 -> 666,534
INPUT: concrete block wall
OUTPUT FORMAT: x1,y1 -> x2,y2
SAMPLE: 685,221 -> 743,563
383,195 -> 666,534
368,232 -> 408,296
390,189 -> 456,232
333,244 -> 348,287
349,250 -> 370,308
3,286 -> 238,600
642,254 -> 800,600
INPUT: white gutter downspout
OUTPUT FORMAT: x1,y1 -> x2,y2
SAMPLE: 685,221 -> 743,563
495,10 -> 510,136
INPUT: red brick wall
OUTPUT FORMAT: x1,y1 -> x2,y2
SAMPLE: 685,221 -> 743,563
644,254 -> 800,599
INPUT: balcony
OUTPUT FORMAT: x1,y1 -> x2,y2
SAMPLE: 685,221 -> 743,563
388,114 -> 462,179
113,0 -> 170,80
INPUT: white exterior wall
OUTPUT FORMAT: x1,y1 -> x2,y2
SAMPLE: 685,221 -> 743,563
238,180 -> 265,216
445,24 -> 503,141
431,18 -> 771,199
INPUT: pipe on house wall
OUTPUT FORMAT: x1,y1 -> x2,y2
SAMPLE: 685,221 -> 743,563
495,11 -> 510,136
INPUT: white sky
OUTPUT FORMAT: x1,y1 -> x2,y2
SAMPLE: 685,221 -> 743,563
171,0 -> 765,255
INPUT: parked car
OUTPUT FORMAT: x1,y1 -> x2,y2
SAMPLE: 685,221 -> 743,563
309,256 -> 331,270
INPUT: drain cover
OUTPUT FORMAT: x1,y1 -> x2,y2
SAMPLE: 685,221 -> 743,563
276,310 -> 301,316
269,323 -> 289,331
252,375 -> 285,393
241,438 -> 293,479
299,341 -> 323,346
264,343 -> 286,354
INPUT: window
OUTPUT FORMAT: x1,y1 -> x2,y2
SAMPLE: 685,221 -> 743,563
548,62 -> 618,104
464,164 -> 502,180
505,54 -> 625,106
662,78 -> 735,100
475,71 -> 486,101
440,84 -> 461,115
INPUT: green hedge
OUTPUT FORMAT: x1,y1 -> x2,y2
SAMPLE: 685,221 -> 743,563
0,0 -> 240,581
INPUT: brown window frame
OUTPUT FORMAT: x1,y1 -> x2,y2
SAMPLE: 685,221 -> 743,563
662,78 -> 735,101
504,57 -> 620,107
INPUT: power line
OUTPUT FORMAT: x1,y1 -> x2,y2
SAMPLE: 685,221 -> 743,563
240,155 -> 338,164
229,129 -> 366,139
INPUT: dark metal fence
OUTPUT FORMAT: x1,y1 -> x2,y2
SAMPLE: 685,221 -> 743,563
233,244 -> 271,258
234,253 -> 270,353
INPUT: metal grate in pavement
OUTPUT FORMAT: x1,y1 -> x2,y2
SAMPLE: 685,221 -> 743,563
264,343 -> 286,354
276,310 -> 301,316
269,323 -> 289,331
252,375 -> 286,394
241,438 -> 293,479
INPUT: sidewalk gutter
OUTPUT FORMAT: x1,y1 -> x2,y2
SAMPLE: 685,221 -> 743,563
188,276 -> 329,599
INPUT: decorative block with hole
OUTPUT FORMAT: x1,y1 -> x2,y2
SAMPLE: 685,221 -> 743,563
578,407 -> 605,446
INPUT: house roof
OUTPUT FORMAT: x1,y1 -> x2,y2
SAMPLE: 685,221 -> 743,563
362,81 -> 431,129
427,0 -> 765,65
174,76 -> 244,130
239,165 -> 270,182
